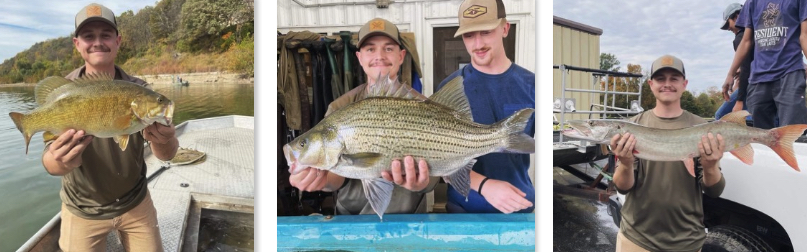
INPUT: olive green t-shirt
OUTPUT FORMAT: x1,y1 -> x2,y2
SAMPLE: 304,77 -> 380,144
618,110 -> 726,252
326,83 -> 439,215
55,66 -> 150,220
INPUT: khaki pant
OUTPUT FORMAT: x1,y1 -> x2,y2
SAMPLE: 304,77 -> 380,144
616,232 -> 701,252
60,191 -> 164,252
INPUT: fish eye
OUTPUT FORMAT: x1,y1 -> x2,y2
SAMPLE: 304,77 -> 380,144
299,139 -> 307,148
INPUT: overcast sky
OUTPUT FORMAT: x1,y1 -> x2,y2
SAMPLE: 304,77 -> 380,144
554,0 -> 769,93
0,1 -> 156,63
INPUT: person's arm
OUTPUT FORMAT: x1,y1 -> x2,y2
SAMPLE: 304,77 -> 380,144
800,19 -> 807,59
611,133 -> 637,192
470,170 -> 533,214
42,130 -> 93,176
144,123 -> 179,161
697,133 -> 724,186
697,133 -> 726,197
289,169 -> 346,192
723,28 -> 754,101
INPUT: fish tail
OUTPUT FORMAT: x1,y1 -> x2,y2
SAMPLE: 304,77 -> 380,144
497,108 -> 535,154
9,112 -> 32,154
768,124 -> 807,171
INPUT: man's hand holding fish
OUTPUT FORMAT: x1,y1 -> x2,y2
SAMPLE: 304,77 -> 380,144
143,122 -> 179,161
43,129 -> 94,175
698,132 -> 726,187
381,157 -> 431,192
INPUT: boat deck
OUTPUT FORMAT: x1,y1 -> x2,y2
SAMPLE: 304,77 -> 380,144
136,115 -> 254,251
19,115 -> 254,252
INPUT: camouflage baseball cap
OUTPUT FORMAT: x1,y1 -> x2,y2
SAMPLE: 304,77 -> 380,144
650,55 -> 686,78
357,18 -> 402,48
74,3 -> 118,37
454,0 -> 506,37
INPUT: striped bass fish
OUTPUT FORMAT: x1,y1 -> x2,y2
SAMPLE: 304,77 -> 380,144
282,75 -> 535,219
561,111 -> 807,177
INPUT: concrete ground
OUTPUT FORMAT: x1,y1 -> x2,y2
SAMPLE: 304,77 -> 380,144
553,163 -> 619,252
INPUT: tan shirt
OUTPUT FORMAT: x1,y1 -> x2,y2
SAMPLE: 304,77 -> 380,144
618,110 -> 726,252
326,83 -> 439,215
56,66 -> 150,220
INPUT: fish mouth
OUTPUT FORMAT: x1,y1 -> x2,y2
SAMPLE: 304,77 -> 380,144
162,102 -> 175,125
283,144 -> 304,175
560,120 -> 598,141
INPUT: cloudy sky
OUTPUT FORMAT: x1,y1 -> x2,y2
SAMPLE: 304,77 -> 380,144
554,0 -> 768,93
0,1 -> 156,63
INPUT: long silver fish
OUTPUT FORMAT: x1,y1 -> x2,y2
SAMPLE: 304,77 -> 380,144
561,111 -> 807,177
282,75 -> 535,219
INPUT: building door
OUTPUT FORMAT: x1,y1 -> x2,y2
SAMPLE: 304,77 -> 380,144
432,24 -> 516,93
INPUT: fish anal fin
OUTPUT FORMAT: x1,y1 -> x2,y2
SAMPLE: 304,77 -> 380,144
43,131 -> 59,143
342,153 -> 384,168
361,178 -> 394,220
443,159 -> 476,201
684,158 -> 696,177
769,124 -> 807,171
729,144 -> 754,165
719,110 -> 751,125
430,76 -> 473,120
114,135 -> 130,151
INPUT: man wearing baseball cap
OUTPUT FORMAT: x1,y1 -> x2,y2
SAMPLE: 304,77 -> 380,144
611,55 -> 726,251
715,3 -> 752,122
44,3 -> 177,251
437,0 -> 535,215
289,18 -> 438,217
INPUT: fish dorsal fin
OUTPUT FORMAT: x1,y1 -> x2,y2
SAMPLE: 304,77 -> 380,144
429,76 -> 472,120
34,76 -> 74,105
366,73 -> 427,101
719,110 -> 750,125
72,72 -> 115,86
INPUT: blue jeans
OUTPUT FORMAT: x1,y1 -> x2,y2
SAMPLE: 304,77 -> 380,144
714,91 -> 744,120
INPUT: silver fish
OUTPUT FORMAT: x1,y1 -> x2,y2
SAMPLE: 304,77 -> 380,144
561,111 -> 807,176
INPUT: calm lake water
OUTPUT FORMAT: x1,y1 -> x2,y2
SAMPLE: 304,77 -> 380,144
0,82 -> 253,251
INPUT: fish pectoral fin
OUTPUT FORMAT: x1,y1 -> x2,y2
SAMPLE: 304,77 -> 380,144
114,135 -> 130,151
42,131 -> 59,142
684,158 -> 696,177
114,115 -> 134,130
342,153 -> 384,168
729,144 -> 754,165
361,178 -> 394,220
443,159 -> 476,201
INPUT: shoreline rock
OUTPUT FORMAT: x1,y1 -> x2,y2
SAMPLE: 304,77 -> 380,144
136,72 -> 254,85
